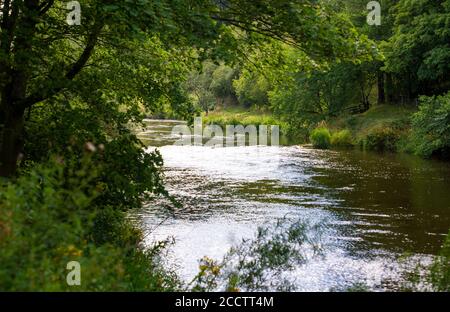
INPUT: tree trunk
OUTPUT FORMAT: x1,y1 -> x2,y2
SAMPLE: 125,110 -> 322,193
386,73 -> 395,103
377,71 -> 385,104
0,0 -> 40,177
0,108 -> 25,177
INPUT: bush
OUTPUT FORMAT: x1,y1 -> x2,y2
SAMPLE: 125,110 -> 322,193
331,129 -> 353,147
428,230 -> 450,291
310,127 -> 331,149
410,92 -> 450,159
189,220 -> 323,292
23,100 -> 167,210
0,159 -> 180,291
360,127 -> 399,152
407,230 -> 450,291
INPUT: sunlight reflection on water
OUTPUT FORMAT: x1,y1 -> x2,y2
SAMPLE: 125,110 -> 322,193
136,119 -> 450,291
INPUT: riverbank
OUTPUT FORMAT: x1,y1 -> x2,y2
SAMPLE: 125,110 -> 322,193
202,107 -> 286,129
202,102 -> 450,161
325,104 -> 416,152
202,105 -> 416,150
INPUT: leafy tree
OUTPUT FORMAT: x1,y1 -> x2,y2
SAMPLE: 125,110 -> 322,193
210,65 -> 238,107
233,69 -> 270,108
270,61 -> 376,135
383,0 -> 450,99
410,92 -> 450,158
184,61 -> 218,114
185,61 -> 237,113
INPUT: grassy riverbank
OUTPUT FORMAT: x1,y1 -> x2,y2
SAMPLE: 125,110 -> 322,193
311,93 -> 450,160
202,107 -> 286,130
203,105 -> 415,151
330,105 -> 416,137
206,98 -> 449,161
326,104 -> 417,152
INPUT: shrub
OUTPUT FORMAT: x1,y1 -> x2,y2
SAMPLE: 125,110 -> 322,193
0,159 -> 180,291
23,101 -> 167,210
410,92 -> 450,159
189,220 -> 323,292
310,127 -> 331,149
331,129 -> 353,147
428,230 -> 450,291
360,127 -> 399,152
407,230 -> 450,291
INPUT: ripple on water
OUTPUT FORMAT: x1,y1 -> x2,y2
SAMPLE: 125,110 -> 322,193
135,120 -> 450,291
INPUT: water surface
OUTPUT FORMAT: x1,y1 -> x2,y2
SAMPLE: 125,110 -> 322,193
136,119 -> 450,291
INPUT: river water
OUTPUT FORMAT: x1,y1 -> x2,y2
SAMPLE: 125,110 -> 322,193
136,119 -> 450,291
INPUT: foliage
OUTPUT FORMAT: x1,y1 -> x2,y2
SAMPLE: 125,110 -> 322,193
410,92 -> 450,158
383,0 -> 450,96
428,230 -> 450,291
210,65 -> 238,105
310,127 -> 332,149
23,97 -> 167,210
233,70 -> 271,108
359,126 -> 399,152
0,158 -> 179,291
184,61 -> 238,113
331,130 -> 354,147
270,62 -> 378,134
405,230 -> 450,291
189,220 -> 323,292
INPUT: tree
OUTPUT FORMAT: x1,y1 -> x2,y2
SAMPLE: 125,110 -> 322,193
185,61 -> 237,113
334,0 -> 397,104
0,0 -> 224,176
270,62 -> 368,131
233,69 -> 271,108
383,0 -> 450,100
210,65 -> 238,107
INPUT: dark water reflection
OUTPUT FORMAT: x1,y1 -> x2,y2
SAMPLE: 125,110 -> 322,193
313,150 -> 450,256
136,120 -> 450,291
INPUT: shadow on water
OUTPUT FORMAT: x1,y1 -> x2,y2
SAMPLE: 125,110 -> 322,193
312,149 -> 450,256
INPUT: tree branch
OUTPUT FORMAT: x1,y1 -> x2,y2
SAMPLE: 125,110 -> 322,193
18,22 -> 104,109
38,0 -> 54,16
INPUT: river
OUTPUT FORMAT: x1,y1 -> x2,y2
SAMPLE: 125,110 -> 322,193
135,119 -> 450,291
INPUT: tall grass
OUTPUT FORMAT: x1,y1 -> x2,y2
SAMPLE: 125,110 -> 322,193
202,108 -> 288,135
310,127 -> 331,149
330,129 -> 353,147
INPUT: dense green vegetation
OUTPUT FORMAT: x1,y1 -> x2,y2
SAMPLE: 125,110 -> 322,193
183,0 -> 450,159
310,127 -> 332,149
202,107 -> 284,129
0,0 -> 449,292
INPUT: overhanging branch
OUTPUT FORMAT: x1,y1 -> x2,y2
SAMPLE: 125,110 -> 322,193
18,22 -> 104,109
